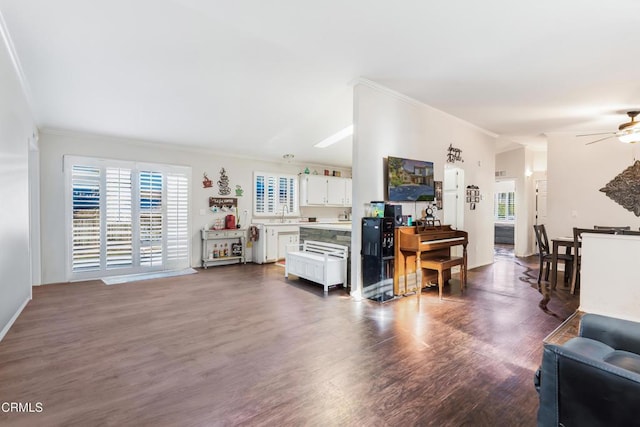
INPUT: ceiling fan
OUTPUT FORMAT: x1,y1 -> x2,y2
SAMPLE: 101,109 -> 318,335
579,111 -> 640,145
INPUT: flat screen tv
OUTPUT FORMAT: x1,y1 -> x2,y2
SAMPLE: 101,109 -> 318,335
387,156 -> 435,202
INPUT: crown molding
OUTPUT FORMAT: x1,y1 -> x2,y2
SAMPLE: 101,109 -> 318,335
353,77 -> 498,138
0,9 -> 38,125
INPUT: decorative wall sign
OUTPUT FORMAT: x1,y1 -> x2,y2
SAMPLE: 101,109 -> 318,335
202,173 -> 212,188
600,160 -> 640,216
218,168 -> 231,195
235,185 -> 244,196
209,197 -> 238,211
446,144 -> 464,164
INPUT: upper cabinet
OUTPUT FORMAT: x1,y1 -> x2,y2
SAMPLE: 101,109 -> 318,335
254,172 -> 299,216
300,175 -> 352,207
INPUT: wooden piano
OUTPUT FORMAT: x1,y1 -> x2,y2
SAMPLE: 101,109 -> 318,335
394,225 -> 468,299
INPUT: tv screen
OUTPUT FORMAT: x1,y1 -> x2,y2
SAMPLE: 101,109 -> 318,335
387,156 -> 435,202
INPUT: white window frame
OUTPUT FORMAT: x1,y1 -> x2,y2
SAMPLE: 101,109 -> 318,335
494,191 -> 516,222
64,155 -> 191,281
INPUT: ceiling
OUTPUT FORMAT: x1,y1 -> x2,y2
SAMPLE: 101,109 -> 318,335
2,0 -> 640,167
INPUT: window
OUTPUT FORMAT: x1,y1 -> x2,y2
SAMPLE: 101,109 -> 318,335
494,192 -> 515,221
253,172 -> 298,216
66,156 -> 191,280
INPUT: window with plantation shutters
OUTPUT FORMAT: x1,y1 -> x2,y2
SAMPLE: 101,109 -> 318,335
139,171 -> 163,267
106,167 -> 132,269
65,156 -> 190,281
253,172 -> 298,216
71,165 -> 101,272
494,191 -> 516,221
166,173 -> 189,264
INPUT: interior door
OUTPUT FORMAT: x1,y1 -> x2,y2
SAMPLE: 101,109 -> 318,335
536,180 -> 548,225
443,167 -> 464,257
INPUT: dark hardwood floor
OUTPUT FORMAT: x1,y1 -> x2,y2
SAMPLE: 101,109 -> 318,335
0,255 -> 578,426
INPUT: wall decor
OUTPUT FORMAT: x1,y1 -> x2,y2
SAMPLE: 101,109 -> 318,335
600,160 -> 640,216
209,197 -> 238,211
446,144 -> 464,164
235,185 -> 244,197
202,173 -> 212,188
218,168 -> 231,195
466,185 -> 480,210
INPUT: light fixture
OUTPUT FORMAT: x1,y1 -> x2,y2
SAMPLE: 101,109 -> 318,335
282,153 -> 295,163
617,111 -> 640,143
617,129 -> 640,144
313,125 -> 354,148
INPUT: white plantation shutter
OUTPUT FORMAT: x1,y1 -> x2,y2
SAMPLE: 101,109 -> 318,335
65,156 -> 191,280
166,173 -> 189,264
266,175 -> 276,214
139,171 -> 163,267
253,172 -> 299,216
71,165 -> 101,272
106,168 -> 133,268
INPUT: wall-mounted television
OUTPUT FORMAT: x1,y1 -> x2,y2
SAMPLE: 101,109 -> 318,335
387,156 -> 435,202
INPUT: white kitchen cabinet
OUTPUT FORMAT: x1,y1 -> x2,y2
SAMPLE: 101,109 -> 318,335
300,175 -> 352,207
277,231 -> 299,261
254,224 -> 299,263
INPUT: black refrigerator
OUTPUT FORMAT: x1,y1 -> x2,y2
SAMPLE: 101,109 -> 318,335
361,217 -> 395,302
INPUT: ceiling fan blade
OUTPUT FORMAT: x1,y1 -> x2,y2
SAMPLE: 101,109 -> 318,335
585,135 -> 615,145
577,132 -> 615,137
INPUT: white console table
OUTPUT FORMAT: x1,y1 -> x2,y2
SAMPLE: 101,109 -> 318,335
201,228 -> 247,268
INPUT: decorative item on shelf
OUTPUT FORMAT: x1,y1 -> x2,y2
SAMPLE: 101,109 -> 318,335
446,144 -> 464,164
304,167 -> 310,174
333,170 -> 341,177
235,185 -> 244,197
202,173 -> 213,188
312,169 -> 319,175
466,185 -> 480,211
324,169 -> 330,176
217,168 -> 231,195
434,181 -> 443,210
600,160 -> 640,216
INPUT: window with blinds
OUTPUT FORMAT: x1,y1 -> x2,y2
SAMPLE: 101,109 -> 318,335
66,156 -> 190,280
494,192 -> 516,221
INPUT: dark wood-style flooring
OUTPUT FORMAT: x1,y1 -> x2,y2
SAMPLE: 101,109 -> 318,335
0,254 -> 578,426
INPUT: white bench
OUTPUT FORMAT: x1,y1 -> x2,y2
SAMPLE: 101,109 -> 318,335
285,240 -> 348,293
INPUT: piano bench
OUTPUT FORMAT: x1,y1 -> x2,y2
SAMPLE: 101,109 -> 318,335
421,256 -> 466,299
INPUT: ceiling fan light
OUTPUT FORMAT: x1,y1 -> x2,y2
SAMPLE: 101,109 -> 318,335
618,132 -> 640,143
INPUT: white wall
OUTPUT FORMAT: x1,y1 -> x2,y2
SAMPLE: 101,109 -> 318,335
580,234 -> 640,322
547,133 -> 640,239
38,131 -> 350,284
0,24 -> 35,339
350,81 -> 496,297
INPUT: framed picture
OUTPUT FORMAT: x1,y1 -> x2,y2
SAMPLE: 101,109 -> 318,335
466,196 -> 471,203
474,196 -> 480,203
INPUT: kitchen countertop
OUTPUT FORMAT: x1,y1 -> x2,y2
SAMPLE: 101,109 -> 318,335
251,220 -> 352,231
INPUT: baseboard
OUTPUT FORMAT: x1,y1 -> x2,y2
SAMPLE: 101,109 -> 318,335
0,297 -> 30,343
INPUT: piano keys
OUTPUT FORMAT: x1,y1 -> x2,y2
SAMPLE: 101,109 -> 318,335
394,225 -> 468,296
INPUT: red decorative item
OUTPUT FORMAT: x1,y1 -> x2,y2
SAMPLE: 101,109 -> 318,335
225,214 -> 236,229
202,173 -> 212,188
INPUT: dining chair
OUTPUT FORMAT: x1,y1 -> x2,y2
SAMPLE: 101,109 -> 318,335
571,227 -> 616,294
533,224 -> 573,287
593,225 -> 631,232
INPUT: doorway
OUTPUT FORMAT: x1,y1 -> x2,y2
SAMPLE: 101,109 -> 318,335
494,179 -> 516,257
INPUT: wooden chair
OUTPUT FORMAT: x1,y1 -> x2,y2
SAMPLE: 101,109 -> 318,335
570,227 -> 616,294
533,224 -> 573,287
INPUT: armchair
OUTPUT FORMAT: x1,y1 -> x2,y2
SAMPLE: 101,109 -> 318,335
536,313 -> 640,426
